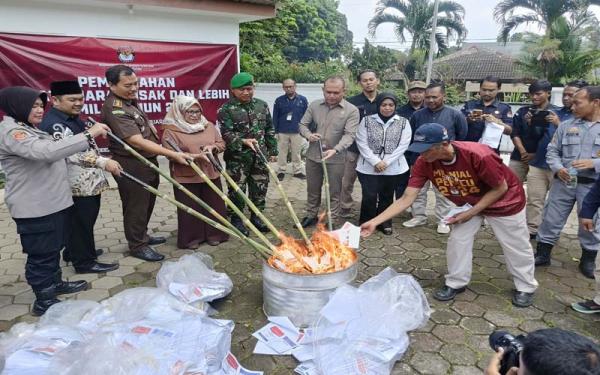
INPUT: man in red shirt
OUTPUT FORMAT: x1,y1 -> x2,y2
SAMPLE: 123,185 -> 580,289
361,123 -> 538,307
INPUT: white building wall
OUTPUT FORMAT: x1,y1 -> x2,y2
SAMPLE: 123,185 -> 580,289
0,0 -> 240,45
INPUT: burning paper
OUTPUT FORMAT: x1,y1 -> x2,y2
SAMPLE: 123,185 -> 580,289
268,223 -> 358,274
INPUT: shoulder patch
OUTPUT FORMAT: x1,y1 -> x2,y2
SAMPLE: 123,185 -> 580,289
112,110 -> 126,115
113,99 -> 123,108
10,130 -> 30,141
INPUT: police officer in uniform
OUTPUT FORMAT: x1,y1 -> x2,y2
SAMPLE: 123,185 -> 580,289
101,65 -> 189,261
0,86 -> 110,315
461,75 -> 513,148
535,86 -> 600,278
217,72 -> 277,235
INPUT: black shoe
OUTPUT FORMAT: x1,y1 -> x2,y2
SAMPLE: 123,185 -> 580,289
95,248 -> 104,257
579,249 -> 597,279
75,262 -> 119,274
130,246 -> 165,262
148,236 -> 166,246
433,285 -> 466,301
293,173 -> 306,180
534,242 -> 553,266
231,216 -> 250,237
382,227 -> 393,235
277,172 -> 285,181
250,214 -> 269,233
301,216 -> 318,228
512,291 -> 534,308
54,280 -> 88,295
32,285 -> 60,316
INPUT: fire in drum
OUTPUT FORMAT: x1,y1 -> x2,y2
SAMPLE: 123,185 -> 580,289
263,224 -> 359,327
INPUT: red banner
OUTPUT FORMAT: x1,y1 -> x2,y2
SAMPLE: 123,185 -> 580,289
0,33 -> 237,134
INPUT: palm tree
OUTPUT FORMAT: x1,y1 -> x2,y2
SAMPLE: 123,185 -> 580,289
516,14 -> 600,84
494,0 -> 600,43
368,0 -> 467,55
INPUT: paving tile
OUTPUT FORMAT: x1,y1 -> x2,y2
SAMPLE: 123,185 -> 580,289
0,163 -> 596,374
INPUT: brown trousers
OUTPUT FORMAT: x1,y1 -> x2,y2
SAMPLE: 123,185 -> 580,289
113,155 -> 159,251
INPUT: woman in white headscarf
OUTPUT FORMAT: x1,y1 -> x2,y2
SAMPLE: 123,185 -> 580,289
162,96 -> 228,248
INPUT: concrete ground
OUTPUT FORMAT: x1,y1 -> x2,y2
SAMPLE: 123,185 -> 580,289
0,159 -> 598,374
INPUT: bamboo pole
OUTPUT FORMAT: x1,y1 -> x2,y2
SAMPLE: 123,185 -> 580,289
120,171 -> 271,259
196,147 -> 280,239
252,147 -> 313,248
162,138 -> 278,252
105,131 -> 272,255
318,139 -> 333,231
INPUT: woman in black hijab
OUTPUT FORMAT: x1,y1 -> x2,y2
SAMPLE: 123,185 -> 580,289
0,86 -> 109,315
355,92 -> 412,235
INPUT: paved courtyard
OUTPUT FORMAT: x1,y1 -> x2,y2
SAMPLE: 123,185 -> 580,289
0,159 -> 599,374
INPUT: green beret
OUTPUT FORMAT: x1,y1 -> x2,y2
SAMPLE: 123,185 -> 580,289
230,72 -> 254,89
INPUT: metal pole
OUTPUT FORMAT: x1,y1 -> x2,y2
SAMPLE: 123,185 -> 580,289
425,0 -> 440,84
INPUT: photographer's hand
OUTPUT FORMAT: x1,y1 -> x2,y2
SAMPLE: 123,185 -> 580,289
485,348 -> 519,375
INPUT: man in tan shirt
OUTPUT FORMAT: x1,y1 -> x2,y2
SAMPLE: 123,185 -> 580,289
298,76 -> 359,227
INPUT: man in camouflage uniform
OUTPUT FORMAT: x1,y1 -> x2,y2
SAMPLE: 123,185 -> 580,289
218,72 -> 278,235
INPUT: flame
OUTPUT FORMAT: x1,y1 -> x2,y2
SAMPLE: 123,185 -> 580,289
268,220 -> 357,274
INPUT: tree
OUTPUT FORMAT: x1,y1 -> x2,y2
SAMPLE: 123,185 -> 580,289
347,39 -> 403,79
368,0 -> 467,55
240,0 -> 352,65
516,14 -> 600,84
494,0 -> 600,43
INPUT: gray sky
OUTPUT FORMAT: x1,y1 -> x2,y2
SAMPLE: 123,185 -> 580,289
338,0 -> 600,51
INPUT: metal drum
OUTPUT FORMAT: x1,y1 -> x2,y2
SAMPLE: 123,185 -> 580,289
262,260 -> 358,327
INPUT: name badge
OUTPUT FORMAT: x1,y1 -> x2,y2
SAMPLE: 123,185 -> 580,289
286,112 -> 293,121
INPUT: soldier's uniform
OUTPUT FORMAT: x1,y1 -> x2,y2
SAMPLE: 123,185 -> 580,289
101,92 -> 160,254
535,117 -> 600,277
218,95 -> 277,225
0,86 -> 90,315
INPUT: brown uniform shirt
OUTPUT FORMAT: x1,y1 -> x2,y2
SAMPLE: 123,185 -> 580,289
101,93 -> 159,158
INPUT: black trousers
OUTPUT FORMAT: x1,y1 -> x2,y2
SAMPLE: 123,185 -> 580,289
113,155 -> 159,251
14,208 -> 69,291
357,171 -> 410,227
65,195 -> 101,267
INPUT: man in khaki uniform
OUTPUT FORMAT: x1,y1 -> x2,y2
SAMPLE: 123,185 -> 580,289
298,76 -> 359,227
101,64 -> 188,262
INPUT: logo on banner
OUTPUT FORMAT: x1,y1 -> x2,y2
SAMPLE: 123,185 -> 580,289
117,46 -> 135,63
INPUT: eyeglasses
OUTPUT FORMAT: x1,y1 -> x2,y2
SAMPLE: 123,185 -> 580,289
185,110 -> 202,116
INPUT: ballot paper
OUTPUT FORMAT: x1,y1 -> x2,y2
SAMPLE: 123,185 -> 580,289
442,203 -> 473,224
479,121 -> 504,148
294,362 -> 319,375
221,352 -> 264,375
252,316 -> 300,354
329,222 -> 361,248
168,282 -> 224,304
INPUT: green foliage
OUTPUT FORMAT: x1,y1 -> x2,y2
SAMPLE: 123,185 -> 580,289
494,0 -> 600,42
250,60 -> 349,84
516,15 -> 600,84
240,0 -> 352,64
240,0 -> 353,82
368,0 -> 467,55
347,39 -> 404,80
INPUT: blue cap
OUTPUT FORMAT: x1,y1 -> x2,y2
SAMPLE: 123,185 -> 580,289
407,123 -> 449,153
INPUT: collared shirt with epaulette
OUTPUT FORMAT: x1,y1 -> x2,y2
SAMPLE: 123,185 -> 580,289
0,116 -> 88,218
217,97 -> 277,160
100,93 -> 159,158
461,98 -> 513,142
546,117 -> 600,180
